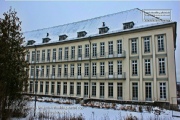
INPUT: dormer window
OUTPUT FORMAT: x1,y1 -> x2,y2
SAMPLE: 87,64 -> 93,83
77,31 -> 87,38
99,22 -> 109,34
42,38 -> 51,43
59,34 -> 68,41
123,21 -> 134,30
27,40 -> 35,45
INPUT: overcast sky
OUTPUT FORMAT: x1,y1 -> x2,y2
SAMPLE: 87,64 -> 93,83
0,1 -> 180,81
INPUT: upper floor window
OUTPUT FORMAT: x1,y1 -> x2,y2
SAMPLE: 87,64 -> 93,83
108,41 -> 113,55
92,63 -> 97,76
36,51 -> 40,62
158,35 -> 164,52
53,49 -> 56,60
160,82 -> 166,99
58,48 -> 62,60
47,49 -> 51,61
117,61 -> 122,75
78,45 -> 82,58
64,47 -> 68,60
131,39 -> 137,54
42,50 -> 45,61
85,63 -> 89,76
32,51 -> 35,62
64,64 -> 68,76
26,52 -> 30,62
159,58 -> 165,74
132,60 -> 137,75
144,37 -> 150,53
77,63 -> 81,76
70,64 -> 74,77
108,61 -> 113,75
100,62 -> 105,76
145,59 -> 151,75
117,40 -> 122,54
71,46 -> 75,59
100,42 -> 105,56
85,44 -> 89,58
92,43 -> 97,57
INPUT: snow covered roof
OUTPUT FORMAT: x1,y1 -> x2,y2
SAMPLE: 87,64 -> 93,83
23,8 -> 172,46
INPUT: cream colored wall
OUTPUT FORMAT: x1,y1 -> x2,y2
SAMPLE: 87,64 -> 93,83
27,25 -> 177,104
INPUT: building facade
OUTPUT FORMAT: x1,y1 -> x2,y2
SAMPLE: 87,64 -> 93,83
24,8 -> 177,104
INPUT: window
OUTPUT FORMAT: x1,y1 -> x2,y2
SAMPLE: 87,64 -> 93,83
52,65 -> 55,77
108,61 -> 113,75
145,59 -> 151,75
100,42 -> 105,56
100,83 -> 104,98
58,48 -> 62,60
92,63 -> 96,76
92,82 -> 96,96
47,49 -> 51,61
85,44 -> 89,58
158,35 -> 164,51
57,82 -> 61,95
108,83 -> 113,97
131,39 -> 137,54
53,49 -> 56,61
41,66 -> 44,77
42,50 -> 45,61
51,82 -> 54,94
70,64 -> 74,77
63,82 -> 67,94
36,66 -> 39,77
78,63 -> 81,76
108,41 -> 113,55
71,46 -> 75,59
92,43 -> 97,57
132,60 -> 138,75
100,62 -> 105,76
117,61 -> 122,75
117,83 -> 123,99
84,63 -> 89,76
84,82 -> 88,96
64,64 -> 68,77
117,40 -> 122,54
26,52 -> 30,62
58,65 -> 61,77
30,66 -> 34,77
132,83 -> 138,100
160,82 -> 166,99
77,82 -> 81,95
45,82 -> 49,94
46,65 -> 50,77
40,81 -> 43,93
78,45 -> 82,58
30,81 -> 33,93
70,82 -> 74,95
64,47 -> 69,60
144,37 -> 150,53
145,82 -> 152,101
32,51 -> 35,62
34,81 -> 37,93
159,58 -> 165,74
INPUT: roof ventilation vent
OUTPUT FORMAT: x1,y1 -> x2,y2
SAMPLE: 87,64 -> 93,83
99,22 -> 109,34
27,40 -> 35,45
123,21 -> 134,30
59,34 -> 68,41
77,31 -> 87,38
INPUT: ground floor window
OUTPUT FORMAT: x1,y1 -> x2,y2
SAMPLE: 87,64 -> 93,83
35,81 -> 38,93
77,82 -> 81,95
145,82 -> 152,101
45,82 -> 49,94
40,81 -> 43,93
117,83 -> 123,99
57,82 -> 61,95
132,83 -> 138,100
51,82 -> 54,94
160,82 -> 166,99
30,81 -> 33,93
70,82 -> 74,95
108,83 -> 113,97
100,83 -> 104,98
84,82 -> 88,97
92,82 -> 96,96
63,82 -> 67,94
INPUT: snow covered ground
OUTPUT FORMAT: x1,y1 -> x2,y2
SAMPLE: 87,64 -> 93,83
13,97 -> 180,120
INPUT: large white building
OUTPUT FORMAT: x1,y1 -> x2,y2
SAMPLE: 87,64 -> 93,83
24,8 -> 177,105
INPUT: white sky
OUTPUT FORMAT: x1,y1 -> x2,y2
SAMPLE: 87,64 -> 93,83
0,1 -> 179,81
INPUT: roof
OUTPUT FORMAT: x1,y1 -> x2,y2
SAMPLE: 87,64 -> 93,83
23,8 -> 172,46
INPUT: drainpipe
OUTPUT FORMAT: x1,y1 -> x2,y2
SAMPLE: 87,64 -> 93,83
88,37 -> 91,99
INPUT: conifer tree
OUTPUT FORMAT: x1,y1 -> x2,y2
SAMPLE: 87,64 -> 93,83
0,7 -> 29,119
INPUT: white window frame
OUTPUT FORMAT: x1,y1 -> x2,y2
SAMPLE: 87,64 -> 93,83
100,83 -> 104,98
100,42 -> 105,56
92,43 -> 97,57
92,82 -> 96,96
71,46 -> 75,59
84,63 -> 89,76
108,83 -> 113,97
77,82 -> 81,95
63,82 -> 67,94
36,50 -> 40,62
85,44 -> 89,58
70,64 -> 74,77
58,48 -> 62,60
108,61 -> 113,76
47,49 -> 51,61
53,49 -> 56,61
64,47 -> 69,60
78,45 -> 82,58
145,82 -> 152,101
117,83 -> 123,99
159,82 -> 166,99
159,58 -> 166,75
117,40 -> 122,54
132,60 -> 138,75
77,63 -> 81,77
58,65 -> 61,77
64,64 -> 68,77
100,62 -> 105,76
117,61 -> 122,75
92,63 -> 96,76
42,50 -> 45,61
70,82 -> 74,95
132,83 -> 138,100
158,35 -> 164,52
145,59 -> 151,75
108,41 -> 113,55
144,37 -> 150,53
131,39 -> 137,54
